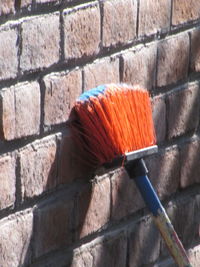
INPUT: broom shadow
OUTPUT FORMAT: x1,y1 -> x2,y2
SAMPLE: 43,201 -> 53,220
17,104 -> 96,266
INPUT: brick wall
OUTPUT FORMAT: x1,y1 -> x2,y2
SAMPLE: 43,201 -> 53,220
0,0 -> 199,266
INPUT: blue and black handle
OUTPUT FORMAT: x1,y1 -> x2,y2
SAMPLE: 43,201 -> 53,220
125,158 -> 192,267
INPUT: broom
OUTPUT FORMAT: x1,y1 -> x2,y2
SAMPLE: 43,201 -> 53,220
69,84 -> 192,267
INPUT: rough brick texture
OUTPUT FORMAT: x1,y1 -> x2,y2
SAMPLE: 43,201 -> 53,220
34,194 -> 74,257
157,244 -> 200,267
57,132 -> 78,185
122,44 -> 157,90
102,0 -> 137,47
111,168 -> 144,221
0,211 -> 33,267
71,232 -> 127,267
194,195 -> 200,237
71,249 -> 93,267
0,0 -> 15,15
180,138 -> 200,188
20,0 -> 32,8
84,57 -> 120,90
188,245 -> 200,267
0,82 -> 40,140
152,95 -> 166,143
157,33 -> 189,87
63,4 -> 101,60
15,82 -> 41,138
160,194 -> 200,259
0,86 -> 15,140
156,200 -> 200,266
18,136 -> 57,200
0,154 -> 15,210
129,217 -> 161,267
20,14 -> 60,72
172,0 -> 200,25
167,84 -> 200,139
57,131 -> 94,184
75,178 -> 110,239
43,69 -> 82,126
167,196 -> 198,248
139,0 -> 171,36
145,147 -> 180,200
0,27 -> 18,81
0,0 -> 200,266
36,0 -> 58,3
91,234 -> 127,267
191,27 -> 200,73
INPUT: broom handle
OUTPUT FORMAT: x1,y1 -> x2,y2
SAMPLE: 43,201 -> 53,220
134,175 -> 192,267
125,159 -> 192,267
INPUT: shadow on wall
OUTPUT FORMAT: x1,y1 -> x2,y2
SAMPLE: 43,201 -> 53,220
21,35 -> 200,266
19,122 -> 95,266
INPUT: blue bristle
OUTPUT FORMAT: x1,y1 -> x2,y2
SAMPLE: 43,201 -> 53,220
78,85 -> 106,101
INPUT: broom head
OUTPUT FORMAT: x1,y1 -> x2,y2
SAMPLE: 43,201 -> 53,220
69,84 -> 156,167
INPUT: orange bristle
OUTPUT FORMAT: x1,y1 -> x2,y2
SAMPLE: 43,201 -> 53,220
69,84 -> 156,167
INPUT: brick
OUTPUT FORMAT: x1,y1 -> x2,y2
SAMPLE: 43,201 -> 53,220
19,136 -> 57,200
0,0 -> 15,15
111,168 -> 144,221
92,233 -> 127,267
75,178 -> 110,239
122,44 -> 157,90
161,197 -> 197,258
36,0 -> 59,3
43,69 -> 82,127
0,211 -> 33,267
35,252 -> 73,267
63,4 -> 100,60
71,249 -> 93,267
57,132 -> 77,185
172,0 -> 200,25
145,147 -> 180,200
191,27 -> 200,73
84,57 -> 120,90
188,244 -> 200,267
129,217 -> 160,267
102,0 -> 137,47
180,139 -> 200,188
71,232 -> 127,267
152,95 -> 166,143
167,84 -> 199,139
155,257 -> 177,267
0,28 -> 18,80
0,86 -> 15,140
139,0 -> 171,36
158,246 -> 200,267
34,194 -> 74,257
20,0 -> 32,8
20,13 -> 60,72
1,82 -> 40,140
194,195 -> 200,240
0,82 -> 40,140
0,154 -> 15,210
168,198 -> 196,248
157,33 -> 189,87
57,131 -> 93,185
15,82 -> 41,138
